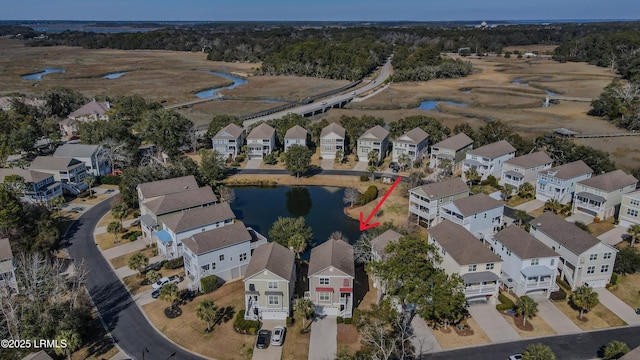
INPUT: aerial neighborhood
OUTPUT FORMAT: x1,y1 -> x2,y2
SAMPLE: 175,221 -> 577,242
2,18 -> 640,360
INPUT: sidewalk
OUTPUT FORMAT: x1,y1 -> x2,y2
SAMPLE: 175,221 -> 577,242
514,199 -> 544,213
352,161 -> 368,171
102,240 -> 148,259
467,303 -> 520,343
308,315 -> 337,360
594,288 -> 640,326
410,315 -> 442,356
530,294 -> 580,334
598,226 -> 630,247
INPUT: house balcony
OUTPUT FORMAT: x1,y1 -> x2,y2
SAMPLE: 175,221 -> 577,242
464,283 -> 499,296
247,227 -> 268,250
408,204 -> 435,220
462,271 -> 500,298
438,211 -> 469,226
574,193 -> 605,214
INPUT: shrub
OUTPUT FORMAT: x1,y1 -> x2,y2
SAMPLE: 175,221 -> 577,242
234,310 -> 260,334
557,278 -> 571,291
286,317 -> 294,327
128,233 -> 138,241
610,273 -> 618,285
481,175 -> 499,187
496,292 -> 515,311
100,175 -> 121,185
163,257 -> 184,270
358,185 -> 378,205
133,211 -> 140,218
550,288 -> 567,301
235,155 -> 245,162
264,153 -> 277,165
231,162 -> 241,167
360,174 -> 369,182
343,317 -> 353,324
336,316 -> 344,324
496,303 -> 514,311
201,274 -> 219,293
352,308 -> 361,324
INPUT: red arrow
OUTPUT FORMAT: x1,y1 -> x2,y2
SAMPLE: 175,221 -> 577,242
359,176 -> 402,231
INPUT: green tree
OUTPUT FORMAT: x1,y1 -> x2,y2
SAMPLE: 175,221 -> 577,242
515,295 -> 538,326
367,150 -> 379,166
159,283 -> 180,311
613,247 -> 640,274
574,221 -> 591,234
41,87 -> 88,118
2,174 -> 27,195
397,153 -> 411,171
50,195 -> 66,216
128,252 -> 149,277
523,343 -> 556,360
0,187 -> 23,237
283,144 -> 313,177
388,115 -> 451,144
293,298 -> 315,329
111,202 -> 129,227
627,224 -> 640,247
425,272 -> 467,330
206,114 -> 243,139
146,270 -> 161,285
518,182 -> 536,199
139,109 -> 193,158
339,115 -> 385,152
603,340 -> 630,360
464,167 -> 481,185
514,210 -> 529,227
544,199 -> 563,214
84,176 -> 96,198
196,299 -> 219,332
571,285 -> 599,319
288,233 -> 309,260
501,184 -> 514,200
107,221 -> 122,243
367,164 -> 377,183
268,216 -> 313,250
199,149 -> 227,186
54,329 -> 81,360
334,149 -> 345,163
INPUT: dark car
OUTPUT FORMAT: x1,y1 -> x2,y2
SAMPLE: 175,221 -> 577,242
389,162 -> 400,172
256,329 -> 271,349
636,308 -> 640,315
151,289 -> 160,299
141,260 -> 166,274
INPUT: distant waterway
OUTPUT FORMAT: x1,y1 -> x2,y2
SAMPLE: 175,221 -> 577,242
418,100 -> 467,110
195,71 -> 248,98
22,68 -> 65,80
103,72 -> 126,79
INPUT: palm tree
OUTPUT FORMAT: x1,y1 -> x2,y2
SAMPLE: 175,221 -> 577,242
603,340 -> 630,360
288,233 -> 308,260
464,167 -> 481,185
107,221 -> 122,243
514,295 -> 538,326
55,329 -> 80,360
146,270 -> 161,284
398,153 -> 411,171
627,224 -> 640,247
544,199 -> 562,214
523,343 -> 556,360
196,299 -> 219,332
294,298 -> 315,329
128,252 -> 149,277
571,285 -> 599,319
111,202 -> 128,227
159,283 -> 180,312
50,195 -> 66,216
84,176 -> 96,198
501,184 -> 514,200
514,210 -> 529,227
518,182 -> 536,199
367,150 -> 379,166
367,164 -> 377,183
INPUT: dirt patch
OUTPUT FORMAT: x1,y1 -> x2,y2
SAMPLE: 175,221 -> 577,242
282,313 -> 311,360
109,247 -> 155,269
337,323 -> 360,354
430,318 -> 490,349
554,300 -> 626,330
587,218 -> 616,237
610,272 -> 640,309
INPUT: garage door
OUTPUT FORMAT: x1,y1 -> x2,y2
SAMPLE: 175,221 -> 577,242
315,306 -> 339,316
261,311 -> 287,320
586,279 -> 607,288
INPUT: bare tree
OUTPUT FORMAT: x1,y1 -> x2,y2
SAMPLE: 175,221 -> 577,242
354,231 -> 375,264
328,231 -> 349,242
218,186 -> 236,203
101,138 -> 134,172
343,187 -> 360,207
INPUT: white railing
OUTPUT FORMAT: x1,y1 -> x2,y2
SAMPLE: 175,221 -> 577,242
465,283 -> 498,296
438,212 -> 469,225
524,279 -> 553,289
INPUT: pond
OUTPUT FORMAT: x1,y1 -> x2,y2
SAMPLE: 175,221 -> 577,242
230,186 -> 361,258
195,71 -> 248,98
22,68 -> 66,80
511,78 -> 529,86
103,72 -> 126,79
418,100 -> 467,110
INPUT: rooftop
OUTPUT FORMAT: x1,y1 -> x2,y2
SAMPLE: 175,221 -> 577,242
467,140 -> 516,159
320,122 -> 346,138
493,225 -> 558,259
540,160 -> 593,180
161,203 -> 235,233
284,125 -> 308,139
53,143 -> 100,159
143,187 -> 218,216
308,239 -> 355,277
505,151 -> 553,169
371,229 -> 402,258
432,133 -> 473,151
531,212 -> 606,255
359,125 -> 389,142
244,242 -> 295,281
182,222 -> 252,255
0,238 -> 13,261
137,175 -> 199,200
68,99 -> 110,119
394,127 -> 429,144
0,168 -> 53,183
30,156 -> 83,171
214,123 -> 244,139
428,220 -> 501,265
410,177 -> 469,199
446,193 -> 503,216
578,170 -> 637,192
247,123 -> 276,139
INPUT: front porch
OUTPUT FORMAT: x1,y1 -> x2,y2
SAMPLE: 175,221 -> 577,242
462,272 -> 500,302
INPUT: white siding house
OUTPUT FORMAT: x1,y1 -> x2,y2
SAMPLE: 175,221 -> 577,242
357,125 -> 389,164
437,193 -> 504,238
572,170 -> 638,220
392,127 -> 429,163
284,125 -> 308,152
462,140 -> 516,181
536,160 -> 593,204
320,123 -> 346,160
619,190 -> 640,228
212,123 -> 244,160
247,123 -> 276,160
53,143 -> 111,177
408,177 -> 469,227
499,151 -> 553,189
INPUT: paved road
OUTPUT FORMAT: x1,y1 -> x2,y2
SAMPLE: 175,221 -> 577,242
65,200 -> 206,360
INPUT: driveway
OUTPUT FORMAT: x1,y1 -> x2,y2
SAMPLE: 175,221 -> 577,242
352,161 -> 368,171
252,320 -> 286,360
514,199 -> 545,213
530,293 -> 580,334
594,288 -> 640,326
598,226 -> 630,247
467,303 -> 520,343
320,159 -> 334,170
308,315 -> 337,360
565,212 -> 593,225
245,159 -> 262,169
410,315 -> 441,356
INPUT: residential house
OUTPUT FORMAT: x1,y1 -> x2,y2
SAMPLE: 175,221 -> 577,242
357,125 -> 389,164
429,133 -> 474,171
370,229 -> 402,299
530,212 -> 618,289
572,170 -> 638,220
462,140 -> 516,181
243,242 -> 296,320
59,99 -> 110,136
0,168 -> 62,203
53,143 -> 111,177
499,151 -> 553,189
437,193 -> 504,238
308,239 -> 355,318
428,220 -> 502,303
182,222 -> 267,287
155,203 -> 235,260
29,156 -> 88,194
392,127 -> 429,164
0,238 -> 18,293
491,225 -> 560,298
21,351 -> 54,360
619,190 -> 640,228
408,177 -> 470,227
320,123 -> 346,160
212,123 -> 244,160
284,125 -> 308,152
536,160 -> 593,204
246,123 -> 276,160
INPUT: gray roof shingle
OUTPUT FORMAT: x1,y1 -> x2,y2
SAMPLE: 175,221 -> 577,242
137,176 -> 199,199
30,156 -> 83,171
494,225 -> 558,259
214,124 -> 244,139
450,193 -> 503,216
432,133 -> 473,151
53,144 -> 100,159
244,242 -> 295,281
284,125 -> 308,140
0,238 -> 13,261
321,123 -> 346,138
531,212 -> 602,254
308,239 -> 355,277
161,203 -> 235,233
68,100 -> 110,118
505,151 -> 553,169
541,160 -> 593,180
182,222 -> 252,255
410,177 -> 469,199
578,170 -> 637,192
359,125 -> 389,142
144,187 -> 218,215
371,229 -> 402,258
0,168 -> 53,183
467,140 -> 516,159
428,220 -> 502,265
247,123 -> 276,139
394,127 -> 429,144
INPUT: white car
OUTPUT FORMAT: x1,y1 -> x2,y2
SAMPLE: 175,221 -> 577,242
271,326 -> 285,346
152,277 -> 170,290
508,355 -> 523,360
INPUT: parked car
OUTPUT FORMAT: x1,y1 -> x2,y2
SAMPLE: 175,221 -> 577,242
256,329 -> 271,349
151,289 -> 160,299
636,308 -> 640,315
142,260 -> 166,274
152,277 -> 170,290
389,162 -> 400,172
508,355 -> 523,360
168,274 -> 184,285
271,326 -> 285,346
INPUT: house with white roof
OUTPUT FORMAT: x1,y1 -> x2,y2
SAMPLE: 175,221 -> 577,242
0,238 -> 18,293
535,160 -> 593,204
429,133 -> 474,171
408,177 -> 470,227
357,125 -> 389,164
392,127 -> 429,163
320,123 -> 346,160
437,193 -> 504,238
59,99 -> 110,136
284,125 -> 308,152
499,151 -> 553,189
462,140 -> 516,181
0,168 -> 62,203
619,190 -> 640,228
53,143 -> 110,177
530,212 -> 618,290
491,225 -> 560,298
572,170 -> 638,220
243,242 -> 296,321
428,220 -> 502,303
246,123 -> 276,160
307,239 -> 355,318
212,123 -> 244,160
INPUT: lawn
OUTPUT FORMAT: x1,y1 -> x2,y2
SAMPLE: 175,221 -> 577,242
109,247 -> 156,269
281,312 -> 312,360
123,267 -> 184,295
553,300 -> 626,330
499,292 -> 556,338
505,195 -> 532,208
587,217 -> 616,237
430,317 -> 491,349
143,279 -> 255,360
610,272 -> 640,309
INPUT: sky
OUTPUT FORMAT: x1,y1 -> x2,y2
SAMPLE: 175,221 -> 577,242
1,0 -> 639,22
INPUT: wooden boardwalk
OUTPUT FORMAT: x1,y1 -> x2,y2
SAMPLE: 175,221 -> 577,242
571,132 -> 640,139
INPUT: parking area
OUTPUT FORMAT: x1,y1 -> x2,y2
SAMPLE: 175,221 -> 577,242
467,302 -> 520,343
252,320 -> 286,360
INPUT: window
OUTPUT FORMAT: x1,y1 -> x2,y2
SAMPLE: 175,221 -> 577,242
589,254 -> 597,261
601,264 -> 610,273
319,292 -> 330,302
550,259 -> 555,266
212,262 -> 216,269
587,266 -> 595,274
604,252 -> 612,260
268,281 -> 278,289
319,277 -> 330,285
630,199 -> 640,206
468,265 -> 477,272
239,253 -> 247,261
268,295 -> 280,305
531,259 -> 539,266
201,264 -> 210,271
441,248 -> 447,256
485,263 -> 494,270
627,209 -> 639,217
219,254 -> 225,261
